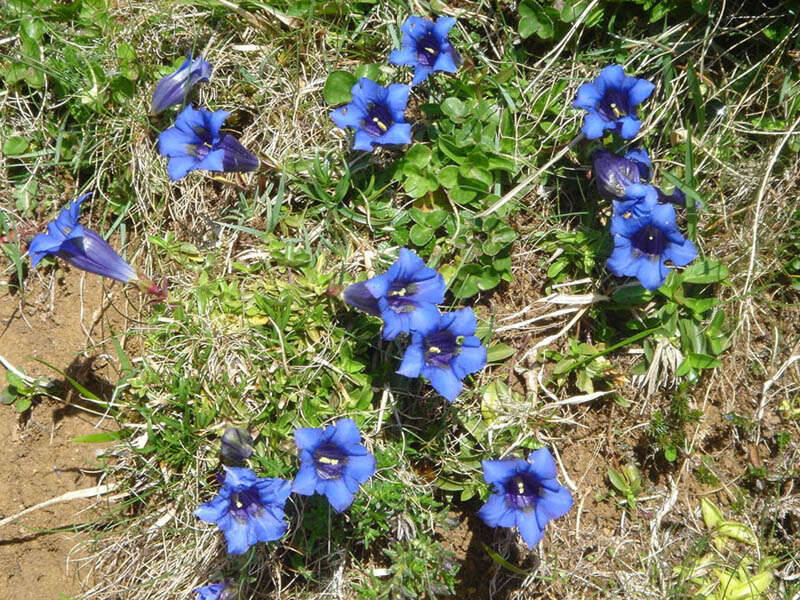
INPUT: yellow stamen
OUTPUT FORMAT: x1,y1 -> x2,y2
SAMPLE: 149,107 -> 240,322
372,116 -> 388,132
517,480 -> 525,494
318,456 -> 340,465
610,102 -> 624,118
428,346 -> 441,354
424,46 -> 436,54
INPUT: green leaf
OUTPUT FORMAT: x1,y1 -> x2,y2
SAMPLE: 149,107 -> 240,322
663,444 -> 677,462
323,71 -> 356,105
482,543 -> 530,576
688,352 -> 722,370
15,396 -> 32,413
404,144 -> 432,169
70,431 -> 122,443
680,258 -> 728,284
441,97 -> 467,121
701,497 -> 724,530
486,343 -> 516,362
608,467 -> 628,494
437,165 -> 459,188
1,387 -> 16,405
612,284 -> 654,305
2,136 -> 30,156
409,223 -> 433,246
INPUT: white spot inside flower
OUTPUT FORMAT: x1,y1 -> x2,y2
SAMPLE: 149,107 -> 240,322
372,116 -> 388,132
342,107 -> 347,115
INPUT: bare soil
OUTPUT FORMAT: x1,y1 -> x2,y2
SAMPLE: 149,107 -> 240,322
0,270 -> 125,600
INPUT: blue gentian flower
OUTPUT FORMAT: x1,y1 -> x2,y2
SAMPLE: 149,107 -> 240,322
607,203 -> 698,291
573,65 -> 655,139
150,54 -> 212,114
343,248 -> 445,340
477,449 -> 573,549
28,193 -> 137,283
389,16 -> 461,86
331,78 -> 411,152
194,466 -> 291,555
291,418 -> 376,512
611,182 -> 659,218
158,104 -> 259,181
194,582 -> 234,600
397,308 -> 487,402
594,149 -> 686,208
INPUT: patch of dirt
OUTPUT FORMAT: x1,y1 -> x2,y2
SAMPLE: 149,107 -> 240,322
0,270 -> 128,600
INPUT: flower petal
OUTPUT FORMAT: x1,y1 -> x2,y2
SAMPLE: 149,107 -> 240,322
330,418 -> 361,447
516,510 -> 545,549
389,47 -> 416,66
194,495 -> 230,523
618,115 -> 642,139
158,126 -> 198,158
573,82 -> 602,111
353,129 -> 376,151
323,478 -> 355,512
344,452 -> 376,484
377,123 -> 412,146
426,366 -> 463,402
331,104 -> 366,130
294,427 -> 323,451
581,111 -> 607,139
664,239 -> 697,267
628,78 -> 655,106
385,84 -> 410,121
451,345 -> 487,379
446,308 -> 477,337
482,459 -> 515,487
167,155 -> 199,181
537,485 -> 574,521
397,344 -> 424,378
292,462 -> 319,495
477,493 -> 515,528
526,448 -> 558,480
636,256 -> 669,291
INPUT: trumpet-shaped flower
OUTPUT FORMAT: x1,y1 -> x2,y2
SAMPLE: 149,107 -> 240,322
478,449 -> 573,549
194,467 -> 291,555
331,78 -> 411,152
150,54 -> 212,114
389,16 -> 461,86
343,248 -> 445,340
607,203 -> 698,291
158,104 -> 258,181
593,149 -> 686,208
194,582 -> 234,600
28,193 -> 137,283
397,308 -> 487,402
573,65 -> 655,139
291,418 -> 376,512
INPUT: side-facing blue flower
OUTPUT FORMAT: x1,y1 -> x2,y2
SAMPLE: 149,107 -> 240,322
612,182 -> 659,218
397,308 -> 487,402
573,65 -> 655,139
28,193 -> 137,283
194,466 -> 291,555
194,582 -> 234,600
607,203 -> 698,291
292,418 -> 376,512
594,149 -> 685,208
389,16 -> 461,86
331,78 -> 411,152
343,248 -> 445,340
150,54 -> 212,114
158,104 -> 259,181
478,449 -> 573,549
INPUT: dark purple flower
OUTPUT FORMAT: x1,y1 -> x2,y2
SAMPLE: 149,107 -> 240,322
291,418 -> 376,512
396,308 -> 487,402
478,449 -> 573,549
607,203 -> 698,290
151,54 -> 212,114
343,248 -> 445,340
593,149 -> 686,209
158,104 -> 258,180
28,193 -> 137,283
573,65 -> 655,139
194,582 -> 235,600
330,78 -> 411,152
389,16 -> 461,86
194,467 -> 291,555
